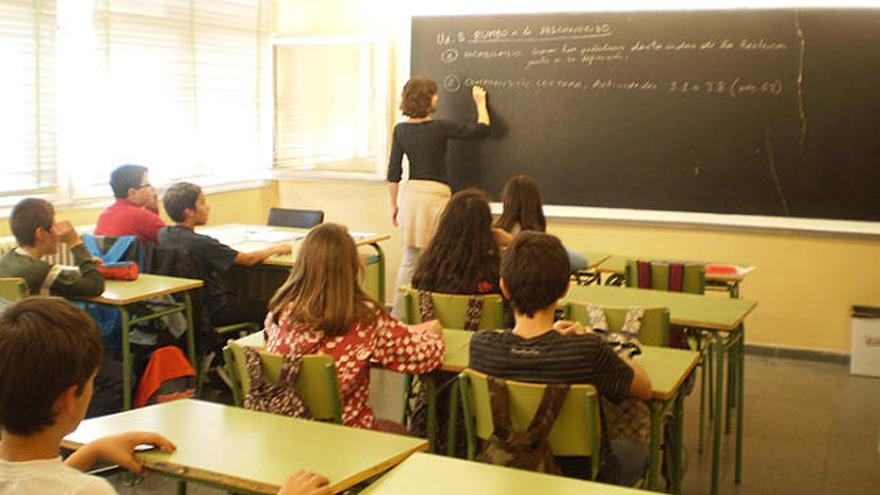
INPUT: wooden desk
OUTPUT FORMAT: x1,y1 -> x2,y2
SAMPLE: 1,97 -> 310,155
197,223 -> 391,304
76,274 -> 203,410
62,399 -> 427,494
438,329 -> 698,492
595,255 -> 756,298
360,452 -> 654,495
563,284 -> 756,495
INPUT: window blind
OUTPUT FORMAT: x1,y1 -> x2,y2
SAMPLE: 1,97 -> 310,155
0,0 -> 57,195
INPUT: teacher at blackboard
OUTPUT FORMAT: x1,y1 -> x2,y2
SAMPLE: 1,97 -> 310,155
387,76 -> 490,318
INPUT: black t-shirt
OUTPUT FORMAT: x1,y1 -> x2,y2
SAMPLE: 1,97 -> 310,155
468,329 -> 634,403
386,119 -> 489,184
157,225 -> 237,313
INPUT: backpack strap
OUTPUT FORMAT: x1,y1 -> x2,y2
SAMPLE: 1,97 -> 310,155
81,234 -> 103,258
667,262 -> 684,292
524,383 -> 570,440
463,295 -> 484,331
39,265 -> 63,296
277,353 -> 304,386
417,290 -> 436,322
486,376 -> 514,439
243,346 -> 266,391
101,236 -> 137,263
586,303 -> 609,332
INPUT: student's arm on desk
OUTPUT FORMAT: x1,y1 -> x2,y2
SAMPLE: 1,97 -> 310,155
51,223 -> 104,297
278,470 -> 332,495
233,243 -> 292,266
623,356 -> 652,401
65,432 -> 176,476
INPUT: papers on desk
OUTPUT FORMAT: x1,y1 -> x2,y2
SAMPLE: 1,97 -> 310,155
244,229 -> 304,243
349,232 -> 373,241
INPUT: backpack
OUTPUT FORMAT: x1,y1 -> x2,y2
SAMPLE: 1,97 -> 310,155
477,377 -> 570,474
242,347 -> 310,419
586,304 -> 644,358
81,234 -> 140,280
133,346 -> 196,408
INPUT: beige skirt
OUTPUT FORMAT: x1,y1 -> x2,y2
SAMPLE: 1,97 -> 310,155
399,179 -> 451,248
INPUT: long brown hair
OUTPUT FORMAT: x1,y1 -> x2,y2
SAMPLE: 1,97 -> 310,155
412,188 -> 500,294
269,223 -> 377,336
494,175 -> 547,233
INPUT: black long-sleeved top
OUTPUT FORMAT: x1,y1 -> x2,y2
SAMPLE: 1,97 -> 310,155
386,120 -> 489,184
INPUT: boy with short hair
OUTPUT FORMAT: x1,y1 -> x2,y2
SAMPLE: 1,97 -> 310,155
95,164 -> 166,246
0,297 -> 176,494
468,231 -> 651,484
159,182 -> 292,326
0,198 -> 103,297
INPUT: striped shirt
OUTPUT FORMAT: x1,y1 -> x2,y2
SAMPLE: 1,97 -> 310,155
469,329 -> 634,403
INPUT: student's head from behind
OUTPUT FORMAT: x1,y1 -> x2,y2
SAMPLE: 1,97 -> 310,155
400,76 -> 438,118
163,182 -> 209,226
412,188 -> 500,294
110,164 -> 154,206
269,223 -> 376,337
496,174 -> 546,233
500,232 -> 570,317
10,197 -> 57,251
0,297 -> 102,437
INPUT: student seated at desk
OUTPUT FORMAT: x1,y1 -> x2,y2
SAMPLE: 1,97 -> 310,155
264,223 -> 445,430
159,182 -> 292,326
468,232 -> 651,486
412,188 -> 510,295
0,298 -> 327,495
494,174 -> 587,273
95,164 -> 165,246
0,199 -> 121,418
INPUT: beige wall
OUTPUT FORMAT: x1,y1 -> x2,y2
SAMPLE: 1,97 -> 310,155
0,186 -> 278,238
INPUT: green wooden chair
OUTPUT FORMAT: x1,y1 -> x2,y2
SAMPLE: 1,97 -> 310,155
223,332 -> 343,423
399,286 -> 505,451
401,286 -> 504,329
624,260 -> 723,454
564,303 -> 671,348
0,277 -> 29,302
458,369 -> 602,481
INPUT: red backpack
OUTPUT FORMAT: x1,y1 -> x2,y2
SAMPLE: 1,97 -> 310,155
133,346 -> 196,408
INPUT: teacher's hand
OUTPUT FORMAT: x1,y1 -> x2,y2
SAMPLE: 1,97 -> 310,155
472,85 -> 487,105
391,205 -> 399,227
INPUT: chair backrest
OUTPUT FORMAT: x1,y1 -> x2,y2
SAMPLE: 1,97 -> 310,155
224,333 -> 343,423
458,369 -> 601,478
0,278 -> 28,302
625,260 -> 705,294
267,208 -> 325,229
564,303 -> 671,348
402,286 -> 504,329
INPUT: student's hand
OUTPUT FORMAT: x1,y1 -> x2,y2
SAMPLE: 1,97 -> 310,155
145,190 -> 160,213
273,243 -> 293,256
84,432 -> 176,476
54,221 -> 82,247
553,320 -> 589,335
472,85 -> 487,105
278,470 -> 332,495
491,228 -> 513,248
391,205 -> 399,227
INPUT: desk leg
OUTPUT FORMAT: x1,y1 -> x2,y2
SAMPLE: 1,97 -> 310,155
711,333 -> 725,495
648,401 -> 662,491
426,375 -> 437,453
673,389 -> 685,495
183,293 -> 198,387
447,376 -> 460,456
176,480 -> 186,495
120,306 -> 132,411
370,242 -> 386,306
735,324 -> 745,484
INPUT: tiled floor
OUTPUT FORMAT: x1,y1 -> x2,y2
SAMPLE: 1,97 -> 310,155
109,354 -> 880,494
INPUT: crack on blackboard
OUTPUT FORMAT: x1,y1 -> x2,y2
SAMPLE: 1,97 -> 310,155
795,12 -> 807,153
765,124 -> 791,216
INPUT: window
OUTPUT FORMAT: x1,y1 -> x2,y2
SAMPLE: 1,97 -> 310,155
2,0 -> 271,202
273,36 -> 390,177
0,0 -> 57,195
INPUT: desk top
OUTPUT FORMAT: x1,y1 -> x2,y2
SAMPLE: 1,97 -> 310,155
62,400 -> 427,494
565,284 -> 757,331
77,274 -> 203,306
360,452 -> 652,495
596,255 -> 756,282
197,223 -> 390,267
440,329 -> 698,402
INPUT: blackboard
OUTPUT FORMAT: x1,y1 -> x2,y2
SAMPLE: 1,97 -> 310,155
411,10 -> 880,222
